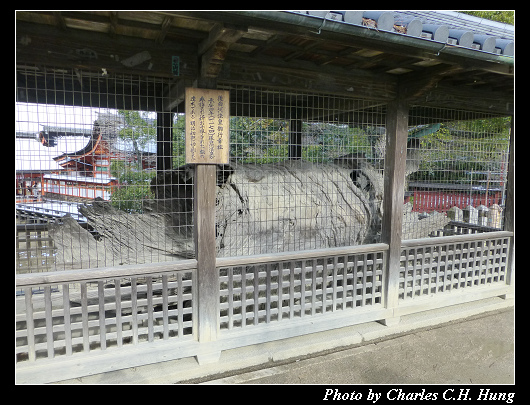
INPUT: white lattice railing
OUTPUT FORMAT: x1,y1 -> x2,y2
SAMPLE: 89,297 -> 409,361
16,234 -> 513,383
16,261 -> 196,363
217,244 -> 388,331
399,232 -> 512,301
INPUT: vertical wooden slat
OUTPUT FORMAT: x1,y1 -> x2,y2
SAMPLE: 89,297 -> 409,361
241,267 -> 247,327
412,248 -> 418,299
265,263 -> 271,323
177,272 -> 184,337
289,261 -> 295,319
44,286 -> 54,358
253,266 -> 259,325
228,267 -> 234,329
114,279 -> 122,347
449,244 -> 456,289
435,245 -> 443,293
427,248 -> 434,295
341,255 -> 348,309
361,254 -> 368,306
277,266 -> 283,322
98,281 -> 107,350
321,259 -> 327,314
131,278 -> 138,345
352,255 -> 358,308
420,247 -> 426,296
332,256 -> 338,311
342,255 -> 348,307
147,276 -> 154,342
80,282 -> 89,353
381,250 -> 387,301
300,260 -> 306,318
162,274 -> 169,340
62,284 -> 72,356
484,240 -> 492,283
311,259 -> 317,315
444,244 -> 451,292
24,287 -> 35,362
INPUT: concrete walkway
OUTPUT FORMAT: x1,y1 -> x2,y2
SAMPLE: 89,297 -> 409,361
204,307 -> 514,384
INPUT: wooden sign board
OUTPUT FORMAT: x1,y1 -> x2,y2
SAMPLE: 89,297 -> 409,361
185,88 -> 230,164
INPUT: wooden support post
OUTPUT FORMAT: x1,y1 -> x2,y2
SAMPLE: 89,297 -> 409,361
380,99 -> 409,324
193,164 -> 221,364
503,115 -> 515,296
194,164 -> 219,342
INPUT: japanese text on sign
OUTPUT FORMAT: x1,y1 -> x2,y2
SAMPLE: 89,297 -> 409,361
185,88 -> 230,164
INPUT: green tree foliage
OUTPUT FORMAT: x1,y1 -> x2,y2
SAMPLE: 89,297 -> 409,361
409,117 -> 511,183
229,117 -> 289,163
172,113 -> 187,168
459,11 -> 514,25
227,117 -> 378,164
110,160 -> 155,213
117,110 -> 157,168
110,110 -> 157,212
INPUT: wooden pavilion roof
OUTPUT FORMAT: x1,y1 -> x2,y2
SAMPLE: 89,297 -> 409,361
16,11 -> 514,120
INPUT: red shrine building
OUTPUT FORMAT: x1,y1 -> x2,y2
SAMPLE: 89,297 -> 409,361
41,122 -> 119,202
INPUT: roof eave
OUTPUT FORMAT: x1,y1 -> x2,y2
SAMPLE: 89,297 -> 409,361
226,11 -> 514,75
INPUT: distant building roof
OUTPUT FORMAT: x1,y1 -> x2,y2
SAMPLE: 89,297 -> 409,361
16,136 -> 91,173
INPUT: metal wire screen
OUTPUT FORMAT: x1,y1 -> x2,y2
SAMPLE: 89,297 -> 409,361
16,66 -> 511,277
215,84 -> 386,257
403,106 -> 510,240
16,65 -> 193,276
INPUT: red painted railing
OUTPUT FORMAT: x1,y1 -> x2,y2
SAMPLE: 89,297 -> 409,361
411,190 -> 502,213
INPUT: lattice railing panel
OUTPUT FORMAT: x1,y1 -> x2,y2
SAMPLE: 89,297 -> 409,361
399,235 -> 509,300
219,249 -> 386,331
16,269 -> 194,363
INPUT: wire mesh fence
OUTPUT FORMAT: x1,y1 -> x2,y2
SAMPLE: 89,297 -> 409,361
403,106 -> 510,240
16,66 -> 192,276
215,84 -> 386,257
16,66 -> 511,277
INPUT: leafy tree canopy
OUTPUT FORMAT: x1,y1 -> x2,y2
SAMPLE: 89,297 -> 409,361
459,10 -> 514,25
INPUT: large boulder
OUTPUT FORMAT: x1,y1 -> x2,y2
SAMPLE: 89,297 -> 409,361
150,160 -> 382,257
214,161 -> 374,256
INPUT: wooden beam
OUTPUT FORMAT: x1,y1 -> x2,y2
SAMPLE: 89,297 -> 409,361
411,83 -> 514,117
52,11 -> 67,31
381,98 -> 409,318
221,52 -> 397,102
108,11 -> 119,38
156,16 -> 173,44
399,64 -> 462,101
198,23 -> 246,79
198,23 -> 246,55
201,41 -> 229,78
16,21 -> 198,79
